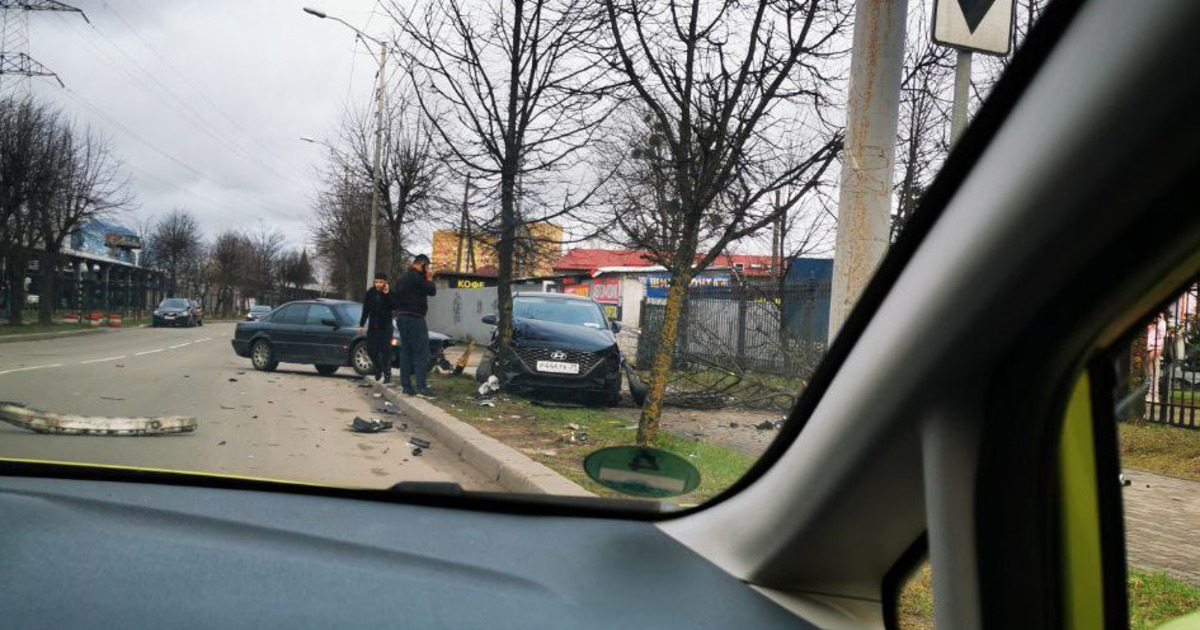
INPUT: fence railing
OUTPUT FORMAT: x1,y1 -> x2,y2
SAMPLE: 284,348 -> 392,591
636,281 -> 831,380
1145,290 -> 1200,428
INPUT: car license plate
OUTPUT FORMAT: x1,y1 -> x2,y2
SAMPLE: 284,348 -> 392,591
536,360 -> 580,374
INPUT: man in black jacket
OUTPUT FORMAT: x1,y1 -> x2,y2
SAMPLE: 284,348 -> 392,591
359,272 -> 395,383
393,254 -> 437,398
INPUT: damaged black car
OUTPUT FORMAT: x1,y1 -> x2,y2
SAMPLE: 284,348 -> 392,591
479,293 -> 626,406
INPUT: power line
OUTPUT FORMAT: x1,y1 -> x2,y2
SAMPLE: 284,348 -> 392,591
61,12 -> 310,191
102,0 -> 311,183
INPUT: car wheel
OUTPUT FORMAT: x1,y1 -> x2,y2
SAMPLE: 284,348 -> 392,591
315,365 -> 339,376
350,341 -> 375,376
251,340 -> 278,372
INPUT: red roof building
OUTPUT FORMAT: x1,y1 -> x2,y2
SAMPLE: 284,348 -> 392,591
552,248 -> 778,277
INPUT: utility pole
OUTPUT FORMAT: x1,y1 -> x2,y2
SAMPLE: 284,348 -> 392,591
0,1 -> 83,100
828,0 -> 909,340
456,175 -> 471,272
303,6 -> 388,291
365,43 -> 385,289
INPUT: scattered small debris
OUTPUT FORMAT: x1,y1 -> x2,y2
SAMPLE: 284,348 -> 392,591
228,378 -> 238,382
114,364 -> 124,368
267,400 -> 274,404
1120,474 -> 1132,487
372,393 -> 382,398
478,400 -> 496,408
565,423 -> 581,431
688,452 -> 698,458
183,375 -> 191,378
566,431 -> 590,445
237,371 -> 246,376
509,415 -> 523,420
99,396 -> 125,401
219,405 -> 235,410
218,441 -> 226,446
411,447 -> 423,457
729,422 -> 739,428
251,415 -> 258,419
399,422 -> 409,431
477,375 -> 501,397
350,417 -> 393,433
755,419 -> 784,431
409,437 -> 431,449
357,382 -> 372,389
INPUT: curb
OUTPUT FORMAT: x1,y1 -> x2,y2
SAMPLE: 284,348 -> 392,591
368,380 -> 594,497
0,325 -> 147,345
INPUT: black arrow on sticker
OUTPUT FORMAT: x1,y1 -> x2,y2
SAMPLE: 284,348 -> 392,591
957,0 -> 997,33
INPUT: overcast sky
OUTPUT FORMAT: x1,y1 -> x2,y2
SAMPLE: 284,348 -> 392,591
25,0 -> 386,250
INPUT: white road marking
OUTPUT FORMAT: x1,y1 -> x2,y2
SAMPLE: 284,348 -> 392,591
0,364 -> 63,377
194,337 -> 211,343
169,342 -> 192,349
80,355 -> 126,365
135,349 -> 164,356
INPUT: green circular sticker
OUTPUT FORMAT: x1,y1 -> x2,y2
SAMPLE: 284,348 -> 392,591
583,446 -> 701,498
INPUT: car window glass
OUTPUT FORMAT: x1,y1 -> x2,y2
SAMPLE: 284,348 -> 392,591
306,304 -> 336,326
160,299 -> 187,309
514,298 -> 608,329
273,304 -> 308,325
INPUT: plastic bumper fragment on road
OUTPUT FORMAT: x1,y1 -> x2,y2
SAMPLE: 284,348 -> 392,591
0,402 -> 197,436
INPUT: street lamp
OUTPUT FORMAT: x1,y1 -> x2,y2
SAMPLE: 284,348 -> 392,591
303,6 -> 387,291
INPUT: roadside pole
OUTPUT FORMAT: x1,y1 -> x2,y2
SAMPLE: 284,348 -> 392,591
365,44 -> 386,290
950,50 -> 972,144
828,0 -> 909,341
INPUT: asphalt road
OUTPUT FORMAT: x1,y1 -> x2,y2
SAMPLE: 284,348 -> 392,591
0,323 -> 500,491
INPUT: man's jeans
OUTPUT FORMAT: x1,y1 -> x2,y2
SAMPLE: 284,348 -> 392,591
367,330 -> 392,377
396,315 -> 430,390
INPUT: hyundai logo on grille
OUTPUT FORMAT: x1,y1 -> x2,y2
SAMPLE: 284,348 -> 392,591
550,350 -> 567,361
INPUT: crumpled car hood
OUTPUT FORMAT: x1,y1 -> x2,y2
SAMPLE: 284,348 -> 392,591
512,318 -> 615,353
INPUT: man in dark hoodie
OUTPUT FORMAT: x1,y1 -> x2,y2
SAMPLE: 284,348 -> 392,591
393,254 -> 437,398
359,272 -> 395,383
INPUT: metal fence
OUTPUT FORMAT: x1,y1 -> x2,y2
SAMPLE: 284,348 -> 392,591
1145,285 -> 1200,428
636,280 -> 831,379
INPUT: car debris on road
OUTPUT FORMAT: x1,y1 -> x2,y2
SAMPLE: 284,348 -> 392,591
350,417 -> 393,433
0,401 -> 197,436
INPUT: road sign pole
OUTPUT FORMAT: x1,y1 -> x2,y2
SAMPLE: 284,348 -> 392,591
950,49 -> 973,145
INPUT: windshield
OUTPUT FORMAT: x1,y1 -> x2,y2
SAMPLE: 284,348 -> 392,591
514,297 -> 609,329
0,0 -> 1051,515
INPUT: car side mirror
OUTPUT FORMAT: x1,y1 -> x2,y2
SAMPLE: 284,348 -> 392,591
611,320 -> 622,333
481,314 -> 497,325
320,318 -> 339,328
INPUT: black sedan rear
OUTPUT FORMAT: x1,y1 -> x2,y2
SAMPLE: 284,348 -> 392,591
231,299 -> 453,376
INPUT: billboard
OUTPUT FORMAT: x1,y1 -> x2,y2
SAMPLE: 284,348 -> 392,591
645,273 -> 731,299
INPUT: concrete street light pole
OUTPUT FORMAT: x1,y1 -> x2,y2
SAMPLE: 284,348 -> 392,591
304,7 -> 387,291
828,0 -> 909,341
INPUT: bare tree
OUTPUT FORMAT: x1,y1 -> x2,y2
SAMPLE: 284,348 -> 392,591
309,166 -> 373,300
34,125 -> 133,324
600,0 -> 848,443
387,0 -> 615,369
239,224 -> 286,304
144,209 -> 203,297
277,248 -> 315,302
209,230 -> 248,316
0,98 -> 60,324
340,94 -> 449,279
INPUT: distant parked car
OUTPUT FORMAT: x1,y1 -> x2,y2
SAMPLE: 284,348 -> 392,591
153,297 -> 202,328
478,292 -> 624,406
231,299 -> 454,376
245,305 -> 273,321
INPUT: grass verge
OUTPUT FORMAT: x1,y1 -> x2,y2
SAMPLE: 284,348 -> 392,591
426,374 -> 756,504
897,563 -> 1200,630
1120,421 -> 1200,481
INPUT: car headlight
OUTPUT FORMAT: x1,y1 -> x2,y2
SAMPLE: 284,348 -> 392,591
391,338 -> 398,347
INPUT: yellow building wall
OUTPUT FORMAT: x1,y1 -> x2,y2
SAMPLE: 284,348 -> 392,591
431,223 -> 562,276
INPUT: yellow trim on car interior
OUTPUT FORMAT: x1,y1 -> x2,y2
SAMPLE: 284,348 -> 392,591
1059,373 -> 1105,630
0,456 -> 340,489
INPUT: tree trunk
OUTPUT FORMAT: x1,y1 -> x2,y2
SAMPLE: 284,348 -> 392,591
496,171 -> 518,371
637,276 -> 690,445
7,252 -> 28,325
37,248 -> 57,325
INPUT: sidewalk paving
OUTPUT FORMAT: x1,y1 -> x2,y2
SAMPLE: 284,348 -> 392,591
679,416 -> 1200,586
1121,469 -> 1200,585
